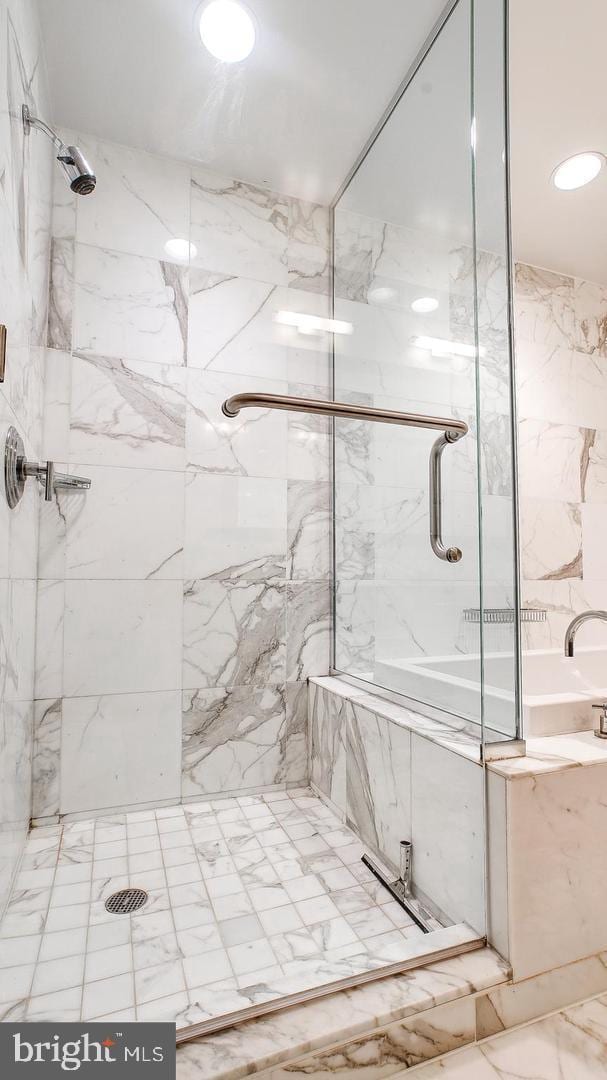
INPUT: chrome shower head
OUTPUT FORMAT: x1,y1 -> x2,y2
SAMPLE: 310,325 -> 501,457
22,104 -> 97,196
56,145 -> 97,195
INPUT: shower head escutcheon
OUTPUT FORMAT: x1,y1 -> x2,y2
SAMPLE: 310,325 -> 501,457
22,104 -> 96,195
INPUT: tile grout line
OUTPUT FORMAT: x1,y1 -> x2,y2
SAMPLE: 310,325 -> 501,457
156,804 -> 191,1021
23,824 -> 64,1017
78,817 -> 96,1021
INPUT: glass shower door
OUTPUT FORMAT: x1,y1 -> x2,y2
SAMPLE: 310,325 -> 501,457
332,0 -> 519,744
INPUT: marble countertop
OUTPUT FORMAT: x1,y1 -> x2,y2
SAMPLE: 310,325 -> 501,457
488,729 -> 607,778
175,947 -> 510,1080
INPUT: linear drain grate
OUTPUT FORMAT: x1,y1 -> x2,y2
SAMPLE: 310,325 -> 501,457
105,888 -> 148,915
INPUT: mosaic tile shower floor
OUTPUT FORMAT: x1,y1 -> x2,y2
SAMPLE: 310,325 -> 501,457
0,788 -> 470,1029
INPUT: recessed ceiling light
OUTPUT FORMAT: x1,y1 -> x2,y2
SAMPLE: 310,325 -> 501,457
411,296 -> 439,314
164,238 -> 197,262
199,0 -> 256,63
552,152 -> 605,191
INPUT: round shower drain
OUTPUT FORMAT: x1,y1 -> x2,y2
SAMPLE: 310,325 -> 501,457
105,888 -> 148,915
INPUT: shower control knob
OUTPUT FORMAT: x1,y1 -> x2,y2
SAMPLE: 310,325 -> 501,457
4,426 -> 91,509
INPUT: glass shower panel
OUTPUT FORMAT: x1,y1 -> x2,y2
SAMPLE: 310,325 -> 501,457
332,0 -> 519,741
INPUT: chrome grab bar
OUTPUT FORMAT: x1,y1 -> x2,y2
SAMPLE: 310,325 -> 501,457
429,432 -> 462,563
221,393 -> 467,562
222,393 -> 468,436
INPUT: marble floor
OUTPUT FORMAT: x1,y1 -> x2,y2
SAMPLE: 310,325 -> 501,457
0,787 -> 472,1031
408,993 -> 607,1078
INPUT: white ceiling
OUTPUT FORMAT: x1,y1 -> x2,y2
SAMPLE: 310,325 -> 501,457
510,0 -> 607,284
36,0 -> 446,205
38,0 -> 607,282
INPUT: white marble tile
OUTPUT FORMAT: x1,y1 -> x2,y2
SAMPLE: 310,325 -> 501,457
585,428 -> 607,503
190,170 -> 289,285
42,347 -> 72,460
76,135 -> 190,262
69,351 -> 186,470
285,582 -> 331,683
182,685 -> 289,797
471,999 -> 607,1080
582,504 -> 607,579
271,997 -> 476,1078
521,498 -> 582,580
182,577 -> 286,689
175,947 -> 507,1078
32,698 -> 61,818
82,973 -> 134,1018
187,268 -> 283,376
60,691 -> 181,814
184,472 -> 287,580
26,988 -> 81,1024
63,580 -> 182,696
507,762 -> 607,980
47,237 -> 73,350
411,736 -> 485,934
517,418 -> 586,502
476,951 -> 607,1042
287,481 -> 331,582
73,243 -> 187,366
61,464 -> 184,580
346,701 -> 411,871
287,200 -> 329,295
31,953 -> 84,996
186,369 -> 288,478
514,263 -> 575,349
574,277 -> 607,357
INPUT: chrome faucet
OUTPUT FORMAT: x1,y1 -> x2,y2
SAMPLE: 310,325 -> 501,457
564,610 -> 607,657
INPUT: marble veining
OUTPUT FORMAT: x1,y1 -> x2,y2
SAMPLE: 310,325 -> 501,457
72,244 -> 188,367
409,993 -> 607,1078
190,171 -> 289,285
174,948 -> 508,1080
515,262 -> 607,649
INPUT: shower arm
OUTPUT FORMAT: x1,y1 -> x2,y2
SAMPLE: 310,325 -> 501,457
222,393 -> 468,563
22,105 -> 64,153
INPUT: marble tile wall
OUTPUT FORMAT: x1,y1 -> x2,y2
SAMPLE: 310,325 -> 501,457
515,262 -> 607,649
309,679 -> 485,934
0,0 -> 52,913
34,134 -> 332,818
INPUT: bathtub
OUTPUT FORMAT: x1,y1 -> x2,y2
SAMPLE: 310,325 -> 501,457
374,646 -> 607,738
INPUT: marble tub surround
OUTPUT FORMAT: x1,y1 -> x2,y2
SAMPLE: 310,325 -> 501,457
175,948 -> 509,1080
0,787 -> 480,1029
309,679 -> 485,935
0,0 -> 53,912
34,130 -> 333,818
515,262 -> 607,653
486,739 -> 607,981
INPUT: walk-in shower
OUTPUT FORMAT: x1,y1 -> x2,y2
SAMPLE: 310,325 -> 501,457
0,0 -> 518,1045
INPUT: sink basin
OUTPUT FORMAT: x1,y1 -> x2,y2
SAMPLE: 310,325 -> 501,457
374,646 -> 607,738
